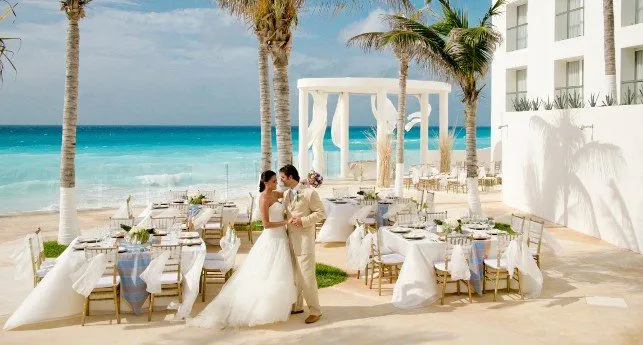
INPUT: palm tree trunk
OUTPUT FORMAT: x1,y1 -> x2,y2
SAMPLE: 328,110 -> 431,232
271,48 -> 293,168
258,41 -> 272,172
394,58 -> 409,197
603,0 -> 616,98
58,17 -> 81,244
464,96 -> 482,216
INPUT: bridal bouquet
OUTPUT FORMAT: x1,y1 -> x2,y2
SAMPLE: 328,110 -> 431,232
307,170 -> 323,188
125,226 -> 151,244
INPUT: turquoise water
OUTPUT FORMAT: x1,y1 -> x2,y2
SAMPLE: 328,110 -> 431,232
0,126 -> 490,214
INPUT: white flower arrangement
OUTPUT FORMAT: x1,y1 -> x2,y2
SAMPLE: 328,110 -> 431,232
126,226 -> 151,244
442,218 -> 461,234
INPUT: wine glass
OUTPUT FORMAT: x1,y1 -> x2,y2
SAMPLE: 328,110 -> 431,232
487,217 -> 496,230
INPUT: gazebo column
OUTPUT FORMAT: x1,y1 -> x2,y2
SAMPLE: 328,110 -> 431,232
340,92 -> 350,178
298,89 -> 309,174
376,89 -> 386,186
439,91 -> 449,148
420,93 -> 429,165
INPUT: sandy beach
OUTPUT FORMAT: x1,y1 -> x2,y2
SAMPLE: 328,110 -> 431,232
1,181 -> 642,345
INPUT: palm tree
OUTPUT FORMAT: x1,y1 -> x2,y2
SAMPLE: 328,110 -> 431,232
384,0 -> 505,215
603,0 -> 616,99
217,1 -> 273,171
347,8 -> 425,196
219,0 -> 413,169
58,0 -> 92,245
0,1 -> 18,84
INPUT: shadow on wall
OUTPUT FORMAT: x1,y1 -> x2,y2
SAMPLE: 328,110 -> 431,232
523,111 -> 640,251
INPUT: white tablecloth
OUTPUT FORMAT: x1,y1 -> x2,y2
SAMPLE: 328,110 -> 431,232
316,200 -> 362,243
4,238 -> 205,330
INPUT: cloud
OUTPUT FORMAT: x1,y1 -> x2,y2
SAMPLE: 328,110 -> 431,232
337,8 -> 392,43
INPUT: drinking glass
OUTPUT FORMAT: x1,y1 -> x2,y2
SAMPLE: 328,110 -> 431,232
488,217 -> 496,229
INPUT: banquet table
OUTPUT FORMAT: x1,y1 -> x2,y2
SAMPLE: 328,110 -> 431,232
4,236 -> 206,330
380,226 -> 498,309
317,199 -> 393,243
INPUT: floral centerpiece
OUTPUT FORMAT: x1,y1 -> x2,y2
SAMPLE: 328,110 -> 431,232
125,226 -> 151,244
434,218 -> 461,234
188,194 -> 206,205
357,190 -> 379,200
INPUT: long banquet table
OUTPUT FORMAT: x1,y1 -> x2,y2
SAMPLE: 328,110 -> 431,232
4,236 -> 206,330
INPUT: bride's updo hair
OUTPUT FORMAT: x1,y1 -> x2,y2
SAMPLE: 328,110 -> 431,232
259,170 -> 276,193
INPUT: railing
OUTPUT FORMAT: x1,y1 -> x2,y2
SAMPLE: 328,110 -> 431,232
506,23 -> 528,52
621,81 -> 643,104
506,91 -> 527,111
555,7 -> 584,41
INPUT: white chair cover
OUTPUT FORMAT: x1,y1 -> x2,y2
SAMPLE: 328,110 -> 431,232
11,235 -> 37,281
138,203 -> 153,219
448,245 -> 471,281
349,205 -> 376,226
358,232 -> 374,270
69,253 -> 108,298
518,241 -> 543,298
137,215 -> 152,228
218,236 -> 241,275
382,203 -> 410,219
192,208 -> 215,230
140,251 -> 171,294
112,199 -> 132,219
346,225 -> 366,270
502,240 -> 520,278
410,167 -> 420,184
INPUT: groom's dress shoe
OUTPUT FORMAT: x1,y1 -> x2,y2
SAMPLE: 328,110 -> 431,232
305,314 -> 322,324
291,310 -> 304,315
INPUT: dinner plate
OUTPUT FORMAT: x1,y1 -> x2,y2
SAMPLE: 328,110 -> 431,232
487,229 -> 501,235
110,232 -> 125,238
403,233 -> 425,240
390,227 -> 411,234
154,231 -> 168,236
77,237 -> 100,243
180,239 -> 202,246
334,201 -> 348,204
179,232 -> 200,239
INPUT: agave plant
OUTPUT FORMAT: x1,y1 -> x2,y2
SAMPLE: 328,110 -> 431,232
530,98 -> 541,111
568,92 -> 585,108
554,94 -> 567,109
588,93 -> 599,107
512,97 -> 530,111
602,94 -> 616,106
0,1 -> 19,84
543,96 -> 554,110
621,88 -> 636,105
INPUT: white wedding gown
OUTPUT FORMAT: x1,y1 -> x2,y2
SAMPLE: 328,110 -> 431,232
188,201 -> 296,329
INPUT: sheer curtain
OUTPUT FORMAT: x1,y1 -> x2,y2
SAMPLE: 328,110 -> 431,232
516,4 -> 528,49
516,69 -> 527,94
566,60 -> 583,97
636,50 -> 643,103
567,0 -> 584,38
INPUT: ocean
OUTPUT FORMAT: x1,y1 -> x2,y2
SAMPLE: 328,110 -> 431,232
0,125 -> 491,214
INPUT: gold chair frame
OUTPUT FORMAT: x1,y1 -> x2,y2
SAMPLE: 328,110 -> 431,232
367,226 -> 402,296
82,246 -> 121,326
435,234 -> 474,305
148,244 -> 183,321
526,218 -> 545,268
483,233 -> 524,301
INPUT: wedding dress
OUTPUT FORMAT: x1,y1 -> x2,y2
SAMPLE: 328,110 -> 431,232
188,201 -> 296,329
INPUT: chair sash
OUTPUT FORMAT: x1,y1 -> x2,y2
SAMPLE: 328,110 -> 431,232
140,251 -> 171,294
346,225 -> 366,270
349,205 -> 376,226
448,245 -> 471,281
70,253 -> 109,297
137,215 -> 153,228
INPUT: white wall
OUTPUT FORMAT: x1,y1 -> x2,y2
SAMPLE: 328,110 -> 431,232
491,0 -> 643,161
500,105 -> 643,253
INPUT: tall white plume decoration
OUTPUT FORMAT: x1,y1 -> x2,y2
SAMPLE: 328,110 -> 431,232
307,91 -> 328,173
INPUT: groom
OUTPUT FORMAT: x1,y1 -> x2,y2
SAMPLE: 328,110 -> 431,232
279,164 -> 326,324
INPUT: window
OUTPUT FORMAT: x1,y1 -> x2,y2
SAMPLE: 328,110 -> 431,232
556,0 -> 584,40
622,50 -> 643,104
507,69 -> 527,111
507,4 -> 528,51
637,0 -> 643,24
556,60 -> 583,99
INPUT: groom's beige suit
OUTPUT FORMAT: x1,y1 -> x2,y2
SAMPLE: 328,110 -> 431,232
284,184 -> 326,316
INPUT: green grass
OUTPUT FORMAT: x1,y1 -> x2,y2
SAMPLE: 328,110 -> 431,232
43,241 -> 68,258
316,263 -> 347,288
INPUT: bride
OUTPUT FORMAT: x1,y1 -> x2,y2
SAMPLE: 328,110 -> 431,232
188,170 -> 296,329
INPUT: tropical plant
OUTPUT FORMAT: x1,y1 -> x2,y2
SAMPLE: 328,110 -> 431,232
554,94 -> 567,109
58,0 -> 92,245
603,0 -> 616,98
602,94 -> 616,106
512,97 -> 529,111
383,0 -> 505,215
621,88 -> 636,105
347,5 -> 426,196
543,96 -> 554,110
0,1 -> 18,84
588,93 -> 599,107
567,92 -> 584,108
219,0 -> 413,169
438,130 -> 454,173
530,98 -> 541,111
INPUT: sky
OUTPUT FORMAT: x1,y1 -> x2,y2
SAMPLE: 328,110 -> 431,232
0,0 -> 493,127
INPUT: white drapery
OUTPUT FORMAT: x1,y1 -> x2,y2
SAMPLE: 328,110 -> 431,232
308,91 -> 328,174
370,95 -> 397,135
331,94 -> 344,149
69,253 -> 109,297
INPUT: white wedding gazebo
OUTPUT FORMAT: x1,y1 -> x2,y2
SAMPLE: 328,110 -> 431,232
297,77 -> 451,196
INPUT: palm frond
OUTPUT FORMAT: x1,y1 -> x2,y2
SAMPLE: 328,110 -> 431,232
0,0 -> 18,84
346,31 -> 388,51
479,0 -> 505,27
